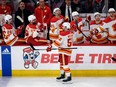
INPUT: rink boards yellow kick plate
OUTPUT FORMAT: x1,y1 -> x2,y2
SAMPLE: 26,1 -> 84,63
12,70 -> 116,77
0,70 -> 2,76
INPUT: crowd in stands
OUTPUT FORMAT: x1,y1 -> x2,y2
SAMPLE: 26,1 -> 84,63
0,0 -> 116,46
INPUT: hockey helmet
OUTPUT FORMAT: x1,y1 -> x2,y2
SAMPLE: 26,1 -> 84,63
108,8 -> 115,12
28,15 -> 36,22
94,12 -> 101,17
53,8 -> 61,14
72,11 -> 79,17
62,22 -> 70,29
4,15 -> 12,23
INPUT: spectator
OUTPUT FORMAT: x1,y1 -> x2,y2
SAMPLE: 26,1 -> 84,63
14,1 -> 32,38
34,0 -> 52,39
60,0 -> 76,22
103,8 -> 116,44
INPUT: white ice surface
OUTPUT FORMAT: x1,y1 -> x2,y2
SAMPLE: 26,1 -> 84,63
0,77 -> 116,87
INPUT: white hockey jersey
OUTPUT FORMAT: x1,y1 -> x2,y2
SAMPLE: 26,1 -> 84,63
49,15 -> 64,40
90,20 -> 104,31
2,24 -> 18,45
90,20 -> 108,44
25,23 -> 38,38
53,31 -> 73,55
103,16 -> 116,41
70,17 -> 84,44
91,26 -> 108,44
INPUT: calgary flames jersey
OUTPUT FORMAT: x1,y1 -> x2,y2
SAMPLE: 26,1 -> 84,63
103,16 -> 116,41
70,18 -> 84,44
53,31 -> 73,55
2,24 -> 18,45
49,15 -> 64,40
90,20 -> 104,30
25,23 -> 38,38
91,26 -> 108,44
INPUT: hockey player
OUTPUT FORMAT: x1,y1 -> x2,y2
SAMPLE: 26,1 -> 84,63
70,11 -> 84,44
25,15 -> 37,38
25,15 -> 48,46
2,14 -> 18,45
49,8 -> 64,41
47,22 -> 73,83
90,12 -> 104,30
90,12 -> 108,44
103,8 -> 116,44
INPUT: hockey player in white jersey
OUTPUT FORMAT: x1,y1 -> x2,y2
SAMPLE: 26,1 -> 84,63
90,12 -> 108,44
2,14 -> 18,45
49,8 -> 64,41
103,8 -> 116,44
25,15 -> 48,45
25,15 -> 38,38
70,11 -> 84,44
47,22 -> 73,83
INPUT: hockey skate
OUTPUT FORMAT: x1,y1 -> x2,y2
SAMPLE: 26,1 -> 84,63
56,73 -> 65,82
62,75 -> 72,84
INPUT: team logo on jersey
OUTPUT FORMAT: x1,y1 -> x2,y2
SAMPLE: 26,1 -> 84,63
23,47 -> 39,69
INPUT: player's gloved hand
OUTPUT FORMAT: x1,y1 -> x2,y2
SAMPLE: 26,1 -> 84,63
38,23 -> 47,32
46,45 -> 52,52
15,25 -> 24,35
112,24 -> 116,31
47,40 -> 53,44
96,33 -> 102,39
86,15 -> 91,22
91,28 -> 99,35
86,36 -> 91,41
38,24 -> 44,32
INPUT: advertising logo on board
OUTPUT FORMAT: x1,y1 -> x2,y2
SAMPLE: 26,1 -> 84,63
23,47 -> 39,69
2,48 -> 11,54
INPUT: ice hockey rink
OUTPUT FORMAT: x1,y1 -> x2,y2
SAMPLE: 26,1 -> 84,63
0,77 -> 116,87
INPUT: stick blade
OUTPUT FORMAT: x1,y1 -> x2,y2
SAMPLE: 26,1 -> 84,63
30,44 -> 36,50
111,57 -> 116,62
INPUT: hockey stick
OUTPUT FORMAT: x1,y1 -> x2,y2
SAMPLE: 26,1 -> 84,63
30,43 -> 77,51
16,16 -> 24,23
75,20 -> 88,38
75,16 -> 92,43
111,57 -> 116,62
